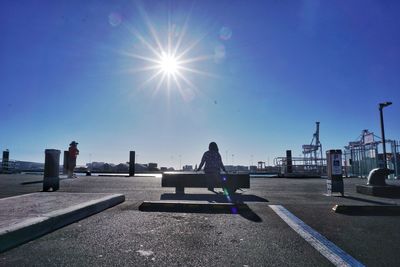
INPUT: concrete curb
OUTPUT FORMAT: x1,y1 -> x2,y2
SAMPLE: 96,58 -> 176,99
0,194 -> 125,253
332,204 -> 400,215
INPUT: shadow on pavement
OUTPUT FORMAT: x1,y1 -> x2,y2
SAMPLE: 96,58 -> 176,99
342,195 -> 396,205
21,178 -> 73,185
139,201 -> 263,222
160,193 -> 268,203
159,193 -> 265,222
335,208 -> 400,216
237,205 -> 263,222
21,180 -> 43,185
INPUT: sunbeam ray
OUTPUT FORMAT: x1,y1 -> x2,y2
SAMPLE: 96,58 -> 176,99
173,3 -> 195,57
179,66 -> 220,78
178,54 -> 215,65
123,23 -> 163,59
137,4 -> 165,55
153,72 -> 167,96
175,31 -> 209,61
121,52 -> 161,65
138,69 -> 164,91
176,70 -> 196,89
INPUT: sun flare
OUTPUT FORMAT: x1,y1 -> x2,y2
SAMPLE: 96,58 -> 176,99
122,6 -> 216,99
159,52 -> 180,75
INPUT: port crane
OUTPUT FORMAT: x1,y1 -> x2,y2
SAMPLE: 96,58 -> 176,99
302,122 -> 323,166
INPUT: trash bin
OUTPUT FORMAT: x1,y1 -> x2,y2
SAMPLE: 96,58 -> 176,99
326,149 -> 343,196
43,149 -> 61,192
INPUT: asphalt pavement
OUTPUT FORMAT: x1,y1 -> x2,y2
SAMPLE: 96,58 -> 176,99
0,174 -> 400,266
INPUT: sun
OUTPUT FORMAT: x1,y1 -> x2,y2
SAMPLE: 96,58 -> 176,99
159,52 -> 180,75
121,5 -> 216,98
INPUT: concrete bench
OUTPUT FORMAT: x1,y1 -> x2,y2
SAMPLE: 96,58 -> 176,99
161,172 -> 250,194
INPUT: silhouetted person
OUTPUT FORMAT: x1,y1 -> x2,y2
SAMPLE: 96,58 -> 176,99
68,141 -> 79,178
196,142 -> 226,191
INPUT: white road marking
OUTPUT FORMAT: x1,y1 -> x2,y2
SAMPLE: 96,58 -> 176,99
269,205 -> 365,267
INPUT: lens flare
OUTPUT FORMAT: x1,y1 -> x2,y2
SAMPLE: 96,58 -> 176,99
214,44 -> 226,63
230,207 -> 238,214
109,12 -> 122,27
223,188 -> 229,196
219,26 -> 232,40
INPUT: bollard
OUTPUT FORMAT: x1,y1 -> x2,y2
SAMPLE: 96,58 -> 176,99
43,149 -> 61,192
286,150 -> 292,174
129,151 -> 135,176
2,150 -> 10,173
367,168 -> 394,186
63,150 -> 69,175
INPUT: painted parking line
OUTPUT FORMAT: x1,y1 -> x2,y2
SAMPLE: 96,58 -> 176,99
269,205 -> 364,267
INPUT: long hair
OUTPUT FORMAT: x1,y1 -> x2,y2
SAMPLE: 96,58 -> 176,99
209,142 -> 219,152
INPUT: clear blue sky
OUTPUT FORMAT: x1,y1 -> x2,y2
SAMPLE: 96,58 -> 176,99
1,0 -> 399,168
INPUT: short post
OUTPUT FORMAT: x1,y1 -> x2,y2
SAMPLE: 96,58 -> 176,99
63,150 -> 69,175
176,186 -> 184,194
326,149 -> 343,196
286,150 -> 292,174
129,151 -> 135,176
379,102 -> 392,168
43,149 -> 61,192
2,150 -> 10,173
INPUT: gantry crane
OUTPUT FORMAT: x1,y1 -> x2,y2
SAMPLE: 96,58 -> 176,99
302,122 -> 323,166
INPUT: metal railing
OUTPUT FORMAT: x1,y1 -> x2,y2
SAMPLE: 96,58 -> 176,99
343,139 -> 399,179
274,157 -> 327,176
390,140 -> 399,179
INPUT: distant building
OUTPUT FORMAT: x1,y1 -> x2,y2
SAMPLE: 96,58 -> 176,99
75,166 -> 88,172
182,165 -> 193,171
1,160 -> 44,172
134,164 -> 148,172
148,163 -> 159,171
225,165 -> 235,172
15,161 -> 44,171
236,165 -> 249,172
87,162 -> 105,171
249,165 -> 257,172
115,163 -> 129,172
225,165 -> 249,172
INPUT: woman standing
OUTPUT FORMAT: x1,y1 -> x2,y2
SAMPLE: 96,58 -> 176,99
68,141 -> 79,178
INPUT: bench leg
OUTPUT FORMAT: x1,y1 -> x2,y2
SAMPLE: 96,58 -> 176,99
176,186 -> 185,194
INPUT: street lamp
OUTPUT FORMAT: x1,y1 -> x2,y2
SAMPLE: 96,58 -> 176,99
379,101 -> 392,168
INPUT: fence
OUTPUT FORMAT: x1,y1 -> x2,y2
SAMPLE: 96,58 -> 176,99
344,140 -> 399,179
274,157 -> 327,176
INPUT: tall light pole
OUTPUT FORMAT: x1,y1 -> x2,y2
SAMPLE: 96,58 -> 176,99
379,102 -> 392,168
